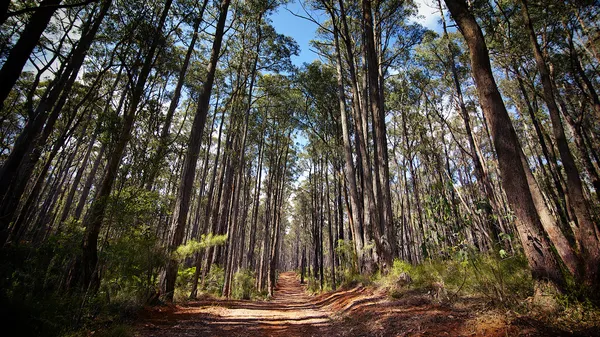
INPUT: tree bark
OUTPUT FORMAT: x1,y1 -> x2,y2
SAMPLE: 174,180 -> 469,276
521,0 -> 600,286
362,0 -> 395,268
444,0 -> 565,288
0,0 -> 62,110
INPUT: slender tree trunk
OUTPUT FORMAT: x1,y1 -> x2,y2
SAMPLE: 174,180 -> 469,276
362,0 -> 395,267
144,0 -> 209,188
325,161 -> 336,290
161,0 -> 230,302
79,0 -> 172,290
58,130 -> 98,225
437,0 -> 502,244
338,0 -> 376,271
521,0 -> 600,286
0,0 -> 111,244
247,135 -> 264,270
445,0 -> 565,288
330,19 -> 364,271
514,68 -> 570,224
0,0 -> 62,110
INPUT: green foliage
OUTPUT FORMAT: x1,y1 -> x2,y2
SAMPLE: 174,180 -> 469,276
0,221 -> 88,336
232,269 -> 256,300
337,269 -> 373,290
379,251 -> 534,305
392,259 -> 412,274
0,192 -> 168,336
305,275 -> 321,294
335,239 -> 358,274
105,187 -> 168,232
173,234 -> 228,261
204,265 -> 225,297
174,267 -> 197,302
102,224 -> 166,304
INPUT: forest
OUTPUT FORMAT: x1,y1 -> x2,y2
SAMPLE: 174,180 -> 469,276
1,0 -> 600,336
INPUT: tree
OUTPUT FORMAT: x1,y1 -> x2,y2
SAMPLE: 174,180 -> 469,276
161,0 -> 231,302
444,0 -> 565,289
520,0 -> 600,287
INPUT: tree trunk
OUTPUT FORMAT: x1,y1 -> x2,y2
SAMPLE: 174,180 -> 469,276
144,0 -> 209,188
362,0 -> 395,268
330,18 -> 364,271
161,0 -> 230,302
79,0 -> 172,291
444,0 -> 565,288
0,0 -> 112,244
0,0 -> 62,110
521,0 -> 600,286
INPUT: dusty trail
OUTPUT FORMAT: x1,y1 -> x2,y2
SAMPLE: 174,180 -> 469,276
135,271 -> 575,336
136,272 -> 332,336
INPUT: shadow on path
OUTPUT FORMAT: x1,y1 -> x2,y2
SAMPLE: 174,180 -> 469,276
135,272 -> 582,336
136,272 -> 333,337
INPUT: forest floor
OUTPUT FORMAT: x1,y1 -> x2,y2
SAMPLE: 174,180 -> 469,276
134,272 -> 595,337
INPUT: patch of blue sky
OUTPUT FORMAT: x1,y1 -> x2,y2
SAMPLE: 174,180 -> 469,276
269,0 -> 445,67
269,0 -> 323,67
268,0 -> 446,183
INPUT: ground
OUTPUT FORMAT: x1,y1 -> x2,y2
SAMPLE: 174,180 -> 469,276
134,272 -> 597,337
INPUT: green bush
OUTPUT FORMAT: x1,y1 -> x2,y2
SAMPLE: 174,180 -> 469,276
0,223 -> 89,337
306,275 -> 322,294
174,267 -> 197,302
335,239 -> 358,275
0,188 -> 169,336
102,224 -> 166,304
379,250 -> 533,305
339,268 -> 372,290
205,265 -> 225,296
232,269 -> 256,300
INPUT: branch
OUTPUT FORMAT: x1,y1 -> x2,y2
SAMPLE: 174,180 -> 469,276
286,4 -> 331,35
5,0 -> 98,19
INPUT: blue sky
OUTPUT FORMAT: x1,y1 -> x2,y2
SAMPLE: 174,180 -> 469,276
269,0 -> 442,67
269,1 -> 324,66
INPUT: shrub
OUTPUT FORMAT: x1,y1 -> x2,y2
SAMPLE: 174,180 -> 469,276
339,269 -> 372,290
102,224 -> 166,304
232,269 -> 256,300
379,250 -> 533,305
174,267 -> 197,302
205,265 -> 225,296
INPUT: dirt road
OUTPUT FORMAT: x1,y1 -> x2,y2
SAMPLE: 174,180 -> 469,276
135,272 -> 580,337
136,272 -> 332,336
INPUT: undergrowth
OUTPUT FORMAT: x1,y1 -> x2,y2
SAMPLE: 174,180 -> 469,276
377,253 -> 533,305
173,265 -> 267,301
376,251 -> 600,333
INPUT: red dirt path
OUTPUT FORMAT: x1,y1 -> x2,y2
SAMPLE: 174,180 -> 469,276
134,272 -> 582,337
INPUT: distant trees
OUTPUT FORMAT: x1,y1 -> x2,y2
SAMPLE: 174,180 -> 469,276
288,0 -> 600,292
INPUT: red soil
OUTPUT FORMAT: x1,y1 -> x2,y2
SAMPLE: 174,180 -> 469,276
134,272 -> 586,337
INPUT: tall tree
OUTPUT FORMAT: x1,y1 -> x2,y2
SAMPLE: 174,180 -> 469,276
161,0 -> 231,302
444,0 -> 565,289
79,0 -> 174,289
0,0 -> 62,110
521,0 -> 600,286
